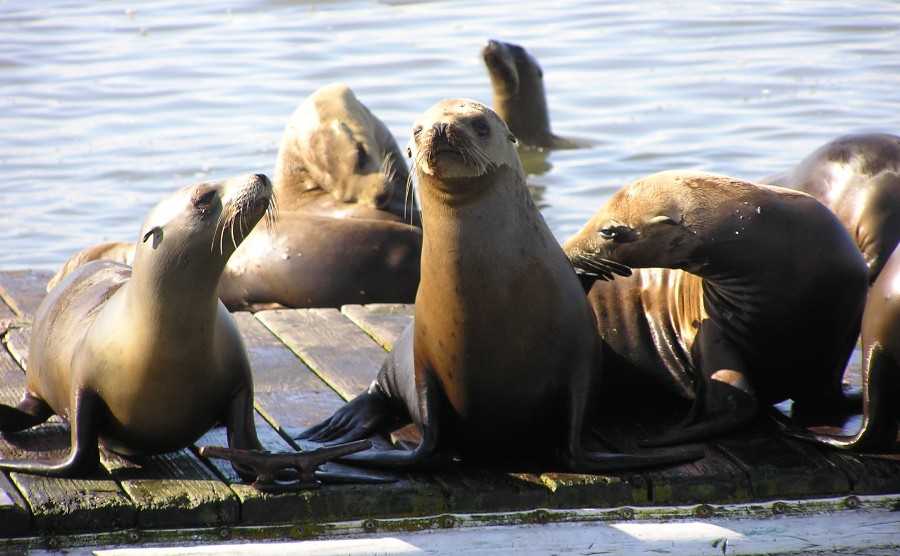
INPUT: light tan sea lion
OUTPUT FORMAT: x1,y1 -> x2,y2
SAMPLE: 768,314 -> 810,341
0,174 -> 273,477
564,170 -> 869,446
299,99 -> 700,471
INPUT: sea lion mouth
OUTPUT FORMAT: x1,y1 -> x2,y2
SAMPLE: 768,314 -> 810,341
214,174 -> 276,253
569,253 -> 633,281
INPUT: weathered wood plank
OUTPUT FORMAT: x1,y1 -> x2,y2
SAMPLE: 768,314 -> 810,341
340,304 -> 414,351
0,343 -> 136,534
0,270 -> 53,319
590,407 -> 752,506
0,461 -> 30,536
255,309 -> 386,401
208,311 -> 446,525
713,416 -> 852,499
98,447 -> 238,530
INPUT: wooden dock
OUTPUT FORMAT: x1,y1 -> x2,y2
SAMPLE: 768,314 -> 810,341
0,269 -> 898,552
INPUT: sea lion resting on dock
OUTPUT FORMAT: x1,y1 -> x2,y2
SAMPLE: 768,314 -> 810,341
764,133 -> 900,284
300,99 -> 699,471
0,174 -> 273,477
47,83 -> 422,310
564,171 -> 869,446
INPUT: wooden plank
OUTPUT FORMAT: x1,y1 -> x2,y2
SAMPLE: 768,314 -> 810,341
340,304 -> 414,351
0,270 -> 53,319
99,447 -> 238,530
589,406 -> 752,506
207,311 -> 445,525
0,462 -> 30,537
0,344 -> 136,533
255,309 -> 386,400
713,416 -> 852,499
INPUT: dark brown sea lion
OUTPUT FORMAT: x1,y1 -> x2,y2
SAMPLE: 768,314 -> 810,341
564,170 -> 869,446
274,82 -> 418,223
0,174 -> 273,477
764,133 -> 900,283
789,244 -> 900,451
299,99 -> 699,471
482,39 -> 582,150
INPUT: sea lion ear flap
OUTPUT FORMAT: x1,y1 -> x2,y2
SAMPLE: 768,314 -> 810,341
649,209 -> 683,226
142,226 -> 163,249
508,133 -> 517,144
407,146 -> 412,158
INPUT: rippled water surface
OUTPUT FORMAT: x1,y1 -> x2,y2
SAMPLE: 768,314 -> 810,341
2,0 -> 899,269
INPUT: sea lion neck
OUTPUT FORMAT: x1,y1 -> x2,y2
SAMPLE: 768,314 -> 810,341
416,164 -> 520,211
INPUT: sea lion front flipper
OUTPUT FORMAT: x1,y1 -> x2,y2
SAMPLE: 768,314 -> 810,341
0,393 -> 54,433
221,384 -> 263,481
0,387 -> 101,477
297,381 -> 403,445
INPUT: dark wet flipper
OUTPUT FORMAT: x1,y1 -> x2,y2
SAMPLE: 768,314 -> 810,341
0,394 -> 54,433
198,439 -> 396,491
297,383 -> 400,444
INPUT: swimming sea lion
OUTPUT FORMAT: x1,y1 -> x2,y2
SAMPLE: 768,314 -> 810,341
564,170 -> 869,446
0,174 -> 273,477
482,39 -> 580,150
764,133 -> 900,283
299,99 -> 699,471
274,82 -> 418,223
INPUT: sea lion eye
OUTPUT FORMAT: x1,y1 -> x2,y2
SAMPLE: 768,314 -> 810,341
355,142 -> 369,170
599,225 -> 637,243
472,117 -> 490,138
412,125 -> 423,139
193,189 -> 216,208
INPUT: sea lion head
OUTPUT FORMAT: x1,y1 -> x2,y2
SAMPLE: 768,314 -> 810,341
481,39 -> 551,146
277,83 -> 409,211
408,98 -> 520,182
135,173 -> 275,274
564,170 -> 742,275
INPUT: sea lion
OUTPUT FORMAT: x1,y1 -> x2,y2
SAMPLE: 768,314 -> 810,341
0,174 -> 273,477
45,241 -> 135,292
788,244 -> 900,451
217,211 -> 421,311
274,82 -> 418,223
299,99 -> 699,471
482,39 -> 580,150
764,133 -> 900,283
47,83 -> 422,309
564,170 -> 869,446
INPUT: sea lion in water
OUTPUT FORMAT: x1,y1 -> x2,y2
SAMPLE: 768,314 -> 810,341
0,174 -> 273,477
764,133 -> 900,283
788,244 -> 900,452
274,82 -> 418,223
564,170 -> 869,446
482,39 -> 580,150
299,99 -> 699,471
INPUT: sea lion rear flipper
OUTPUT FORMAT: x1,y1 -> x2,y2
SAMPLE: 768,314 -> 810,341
781,348 -> 900,452
0,393 -> 54,433
0,387 -> 101,477
640,370 -> 758,447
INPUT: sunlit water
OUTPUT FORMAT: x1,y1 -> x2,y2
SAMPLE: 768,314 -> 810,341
2,0 -> 899,270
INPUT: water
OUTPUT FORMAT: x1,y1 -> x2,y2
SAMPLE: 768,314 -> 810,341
2,0 -> 899,270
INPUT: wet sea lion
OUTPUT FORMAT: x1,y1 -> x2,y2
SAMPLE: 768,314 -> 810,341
564,170 -> 869,446
789,244 -> 900,451
274,82 -> 418,223
0,174 -> 273,477
764,133 -> 900,283
482,39 -> 580,150
299,99 -> 699,471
